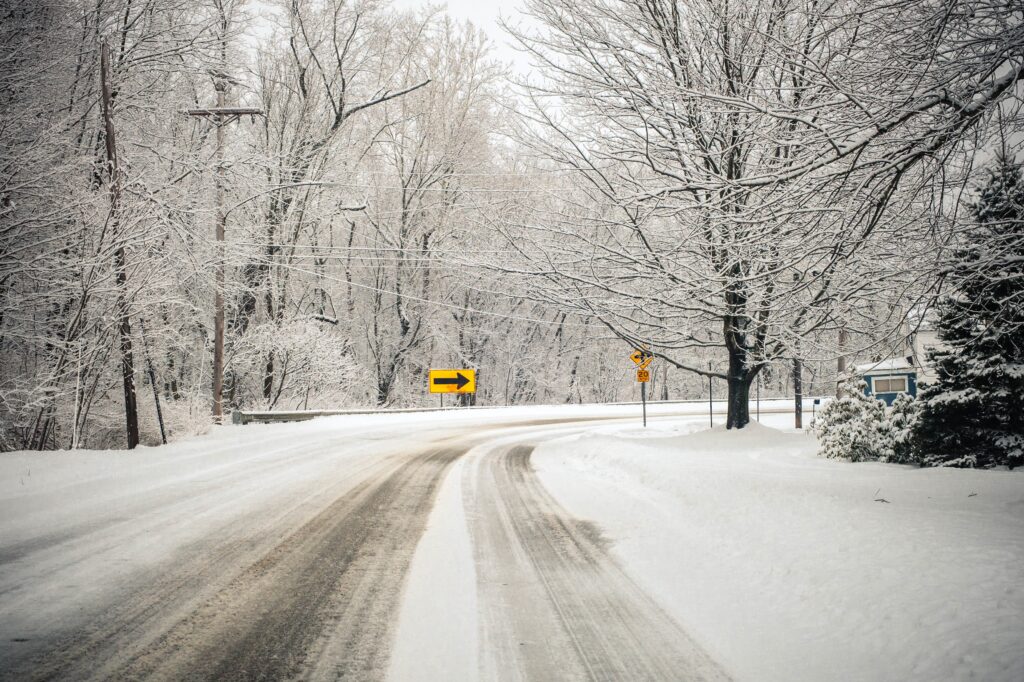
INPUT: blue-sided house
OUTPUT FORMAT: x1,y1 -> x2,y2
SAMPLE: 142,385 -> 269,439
854,357 -> 918,405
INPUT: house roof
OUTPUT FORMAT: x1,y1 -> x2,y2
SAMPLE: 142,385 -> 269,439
855,356 -> 916,374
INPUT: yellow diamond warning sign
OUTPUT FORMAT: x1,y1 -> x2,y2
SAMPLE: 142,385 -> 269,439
630,348 -> 653,369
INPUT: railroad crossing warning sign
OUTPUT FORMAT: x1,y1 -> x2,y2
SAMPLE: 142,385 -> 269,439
636,368 -> 651,383
429,369 -> 476,394
630,348 -> 653,370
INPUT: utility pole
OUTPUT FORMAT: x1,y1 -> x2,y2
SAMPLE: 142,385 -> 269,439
100,39 -> 140,449
187,90 -> 261,422
837,326 -> 849,398
793,357 -> 803,429
708,361 -> 713,428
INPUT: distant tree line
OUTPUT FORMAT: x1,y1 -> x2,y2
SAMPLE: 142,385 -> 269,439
2,0 -> 1022,450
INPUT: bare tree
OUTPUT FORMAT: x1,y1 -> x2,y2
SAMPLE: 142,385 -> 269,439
501,0 -> 1024,427
231,0 -> 431,407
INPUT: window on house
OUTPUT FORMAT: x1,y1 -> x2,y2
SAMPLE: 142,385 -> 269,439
873,377 -> 907,393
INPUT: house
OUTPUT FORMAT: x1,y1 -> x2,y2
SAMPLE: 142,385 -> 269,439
854,357 -> 917,405
840,307 -> 947,404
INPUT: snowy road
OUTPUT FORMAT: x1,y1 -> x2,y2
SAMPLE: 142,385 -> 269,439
0,406 -> 728,681
3,403 -> 1021,681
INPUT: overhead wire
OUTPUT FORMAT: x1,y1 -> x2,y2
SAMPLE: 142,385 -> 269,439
228,241 -> 521,255
242,251 -> 591,328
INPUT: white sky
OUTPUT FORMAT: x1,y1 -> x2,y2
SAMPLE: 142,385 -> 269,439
246,1 -> 538,77
391,0 -> 534,74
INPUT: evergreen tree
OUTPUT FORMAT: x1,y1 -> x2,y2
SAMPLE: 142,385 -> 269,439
885,393 -> 920,465
914,159 -> 1024,468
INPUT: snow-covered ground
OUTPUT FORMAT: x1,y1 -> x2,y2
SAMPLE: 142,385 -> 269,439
534,416 -> 1024,682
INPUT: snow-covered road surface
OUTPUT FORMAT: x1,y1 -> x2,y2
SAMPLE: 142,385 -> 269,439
465,442 -> 725,680
0,405 -> 724,680
1,402 -> 1021,681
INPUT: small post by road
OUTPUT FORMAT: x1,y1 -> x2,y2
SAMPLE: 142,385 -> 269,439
708,361 -> 713,428
644,339 -> 652,427
756,371 -> 761,422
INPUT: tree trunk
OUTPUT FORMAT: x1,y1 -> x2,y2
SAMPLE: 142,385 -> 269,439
138,318 -> 167,444
725,348 -> 753,429
100,40 -> 139,449
263,353 -> 274,403
726,376 -> 751,429
115,246 -> 140,449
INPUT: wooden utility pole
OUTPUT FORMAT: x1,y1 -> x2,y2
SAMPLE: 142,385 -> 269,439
100,39 -> 140,449
187,93 -> 261,422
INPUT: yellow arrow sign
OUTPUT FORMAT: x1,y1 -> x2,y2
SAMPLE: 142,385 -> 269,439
429,369 -> 476,394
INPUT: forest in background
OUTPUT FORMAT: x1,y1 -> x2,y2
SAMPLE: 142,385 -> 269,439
2,0 -> 1021,449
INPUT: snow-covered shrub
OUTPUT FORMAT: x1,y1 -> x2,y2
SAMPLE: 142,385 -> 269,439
814,381 -> 889,462
884,392 -> 921,464
814,380 -> 923,463
230,320 -> 366,410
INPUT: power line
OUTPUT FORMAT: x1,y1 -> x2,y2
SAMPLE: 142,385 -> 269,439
311,181 -> 587,194
228,241 -> 520,255
251,255 -> 591,328
329,168 -> 585,178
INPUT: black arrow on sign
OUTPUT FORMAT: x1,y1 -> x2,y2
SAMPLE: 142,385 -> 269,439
433,372 -> 470,389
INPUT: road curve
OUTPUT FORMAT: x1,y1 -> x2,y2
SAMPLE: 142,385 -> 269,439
0,414 -> 728,681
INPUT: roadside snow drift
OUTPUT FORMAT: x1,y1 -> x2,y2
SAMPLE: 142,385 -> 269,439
533,420 -> 1024,682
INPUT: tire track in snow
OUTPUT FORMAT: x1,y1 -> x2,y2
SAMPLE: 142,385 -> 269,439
0,433 -> 397,673
10,444 -> 465,681
470,443 -> 730,681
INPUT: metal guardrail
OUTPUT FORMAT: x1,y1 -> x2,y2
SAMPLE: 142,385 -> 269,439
232,396 -> 830,425
231,406 -> 493,425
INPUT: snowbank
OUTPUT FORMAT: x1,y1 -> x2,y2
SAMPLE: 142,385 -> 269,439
533,420 -> 1024,682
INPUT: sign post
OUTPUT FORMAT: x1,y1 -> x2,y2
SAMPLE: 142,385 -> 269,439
631,348 -> 653,427
638,370 -> 650,426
